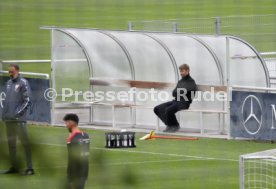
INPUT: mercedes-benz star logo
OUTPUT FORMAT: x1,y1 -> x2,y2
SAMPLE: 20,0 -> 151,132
241,95 -> 262,135
0,92 -> 6,109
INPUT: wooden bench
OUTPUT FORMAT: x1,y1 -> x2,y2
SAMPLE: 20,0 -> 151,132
108,104 -> 227,134
70,78 -> 228,135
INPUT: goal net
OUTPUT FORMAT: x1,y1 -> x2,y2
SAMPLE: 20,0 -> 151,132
240,149 -> 276,189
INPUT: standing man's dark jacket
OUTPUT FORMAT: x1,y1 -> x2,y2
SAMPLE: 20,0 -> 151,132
172,74 -> 197,105
67,130 -> 90,182
2,75 -> 31,122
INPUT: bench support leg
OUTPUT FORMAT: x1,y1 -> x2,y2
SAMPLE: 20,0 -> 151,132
200,112 -> 204,135
130,107 -> 135,128
89,105 -> 94,124
222,113 -> 226,134
218,113 -> 222,134
156,117 -> 160,132
112,105 -> 116,128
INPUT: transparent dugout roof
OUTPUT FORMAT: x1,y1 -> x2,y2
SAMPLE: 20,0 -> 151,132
49,28 -> 269,89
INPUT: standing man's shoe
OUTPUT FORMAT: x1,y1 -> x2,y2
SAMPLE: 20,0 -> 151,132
23,168 -> 35,175
3,167 -> 19,174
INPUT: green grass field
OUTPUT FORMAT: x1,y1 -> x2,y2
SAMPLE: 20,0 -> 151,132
0,124 -> 275,189
0,0 -> 276,73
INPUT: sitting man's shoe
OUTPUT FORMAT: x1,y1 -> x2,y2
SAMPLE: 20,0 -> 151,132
166,125 -> 180,133
171,125 -> 180,132
163,127 -> 171,132
3,167 -> 19,174
23,169 -> 35,176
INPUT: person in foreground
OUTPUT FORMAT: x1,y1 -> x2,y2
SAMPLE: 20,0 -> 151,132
154,64 -> 197,133
2,64 -> 34,175
64,113 -> 90,189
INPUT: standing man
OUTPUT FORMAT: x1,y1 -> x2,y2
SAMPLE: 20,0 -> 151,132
2,64 -> 34,175
154,64 -> 197,133
63,113 -> 90,189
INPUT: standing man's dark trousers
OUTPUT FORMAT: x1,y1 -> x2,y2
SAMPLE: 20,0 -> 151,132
154,100 -> 190,127
5,121 -> 33,170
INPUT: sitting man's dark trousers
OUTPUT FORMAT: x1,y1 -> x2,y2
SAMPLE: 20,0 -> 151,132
154,72 -> 197,132
2,65 -> 34,175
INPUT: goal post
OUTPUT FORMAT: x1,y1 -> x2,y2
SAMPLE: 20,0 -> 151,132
240,149 -> 276,189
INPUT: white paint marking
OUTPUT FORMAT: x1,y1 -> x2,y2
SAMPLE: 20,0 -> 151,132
36,158 -> 212,170
37,142 -> 238,162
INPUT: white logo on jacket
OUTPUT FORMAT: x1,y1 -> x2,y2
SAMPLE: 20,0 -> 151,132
15,84 -> 20,92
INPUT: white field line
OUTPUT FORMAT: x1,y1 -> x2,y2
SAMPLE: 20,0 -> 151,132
36,159 -> 209,169
37,142 -> 238,162
36,158 -> 213,170
104,158 -> 221,166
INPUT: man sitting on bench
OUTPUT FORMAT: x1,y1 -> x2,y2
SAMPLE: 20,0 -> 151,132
154,64 -> 197,132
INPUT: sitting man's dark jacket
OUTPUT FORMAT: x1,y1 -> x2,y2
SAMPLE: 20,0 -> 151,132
172,74 -> 197,105
154,73 -> 197,131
